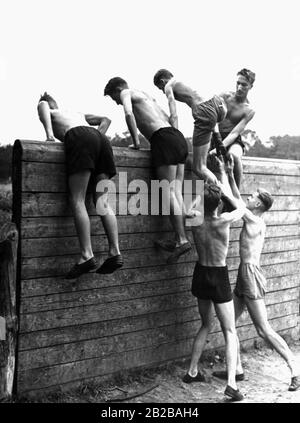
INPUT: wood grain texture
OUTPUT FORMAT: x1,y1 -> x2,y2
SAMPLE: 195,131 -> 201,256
11,140 -> 300,395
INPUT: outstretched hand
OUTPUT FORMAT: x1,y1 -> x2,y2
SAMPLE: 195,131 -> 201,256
214,154 -> 225,173
46,135 -> 56,142
129,144 -> 140,150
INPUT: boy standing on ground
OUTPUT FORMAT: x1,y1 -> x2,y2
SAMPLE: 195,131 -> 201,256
184,156 -> 245,401
213,160 -> 300,392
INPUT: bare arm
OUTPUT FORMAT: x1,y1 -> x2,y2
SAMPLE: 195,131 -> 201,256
221,203 -> 246,223
222,109 -> 255,148
224,155 -> 262,223
120,89 -> 140,149
84,114 -> 111,134
165,83 -> 178,128
37,101 -> 56,141
215,156 -> 245,211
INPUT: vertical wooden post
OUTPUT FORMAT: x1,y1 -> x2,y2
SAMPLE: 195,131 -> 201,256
0,222 -> 18,398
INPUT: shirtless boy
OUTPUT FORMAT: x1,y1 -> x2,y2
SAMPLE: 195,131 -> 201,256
153,69 -> 255,185
213,161 -> 300,392
183,157 -> 246,401
213,69 -> 256,187
104,78 -> 191,263
38,92 -> 123,278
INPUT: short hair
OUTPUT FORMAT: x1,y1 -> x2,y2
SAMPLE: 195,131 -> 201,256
237,68 -> 256,85
39,92 -> 58,108
257,189 -> 273,211
153,69 -> 174,86
104,77 -> 128,96
204,183 -> 222,213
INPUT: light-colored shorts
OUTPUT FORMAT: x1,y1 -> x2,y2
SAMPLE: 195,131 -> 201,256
234,263 -> 267,300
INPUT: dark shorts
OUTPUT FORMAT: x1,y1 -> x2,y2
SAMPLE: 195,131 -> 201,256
149,127 -> 188,167
220,133 -> 245,154
192,96 -> 227,147
191,262 -> 232,304
234,263 -> 267,300
64,126 -> 116,179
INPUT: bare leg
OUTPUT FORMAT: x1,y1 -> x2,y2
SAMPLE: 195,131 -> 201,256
175,163 -> 186,218
94,174 -> 120,257
156,165 -> 188,246
233,293 -> 246,374
68,170 -> 93,264
193,143 -> 219,184
245,298 -> 299,377
227,144 -> 243,188
214,300 -> 238,390
188,299 -> 214,376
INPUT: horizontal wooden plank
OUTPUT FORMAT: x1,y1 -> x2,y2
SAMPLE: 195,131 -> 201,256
19,212 -> 300,240
20,159 -> 300,196
16,140 -> 300,176
19,280 -> 299,334
20,260 -> 300,298
20,273 -> 299,315
16,140 -> 152,167
20,192 -> 300,223
20,224 -> 300,258
20,191 -> 300,220
19,239 -> 300,280
19,291 -> 195,333
19,306 -> 199,351
265,287 -> 299,305
20,262 -> 194,297
240,174 -> 300,196
20,276 -> 191,314
16,337 -> 195,392
17,323 -> 298,396
16,313 -> 298,393
18,300 -> 298,371
19,297 -> 298,352
242,159 -> 300,177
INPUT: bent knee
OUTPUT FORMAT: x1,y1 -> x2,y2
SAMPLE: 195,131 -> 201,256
228,144 -> 243,158
256,324 -> 273,339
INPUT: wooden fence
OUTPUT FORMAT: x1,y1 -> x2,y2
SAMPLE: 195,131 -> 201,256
5,139 -> 300,396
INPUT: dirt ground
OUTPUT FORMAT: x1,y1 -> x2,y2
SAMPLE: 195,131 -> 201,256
10,340 -> 300,404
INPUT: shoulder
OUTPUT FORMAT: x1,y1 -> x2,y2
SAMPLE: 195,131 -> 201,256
219,91 -> 234,100
164,78 -> 177,92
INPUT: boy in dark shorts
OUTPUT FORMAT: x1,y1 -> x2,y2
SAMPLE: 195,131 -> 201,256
183,157 -> 246,401
213,160 -> 300,392
104,78 -> 191,263
153,69 -> 255,186
38,92 -> 123,278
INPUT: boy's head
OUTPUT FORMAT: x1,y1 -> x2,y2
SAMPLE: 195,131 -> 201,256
236,68 -> 255,98
104,77 -> 129,104
246,189 -> 273,212
38,92 -> 58,109
204,183 -> 222,213
153,69 -> 174,91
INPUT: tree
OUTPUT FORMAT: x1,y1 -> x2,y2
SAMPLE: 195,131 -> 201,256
246,134 -> 300,160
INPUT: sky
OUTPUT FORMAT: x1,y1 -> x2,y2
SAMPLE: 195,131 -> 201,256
0,0 -> 300,145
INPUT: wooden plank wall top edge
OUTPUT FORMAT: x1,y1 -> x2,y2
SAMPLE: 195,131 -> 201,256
14,139 -> 300,175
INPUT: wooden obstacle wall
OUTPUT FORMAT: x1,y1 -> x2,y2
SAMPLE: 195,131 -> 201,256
11,140 -> 300,396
